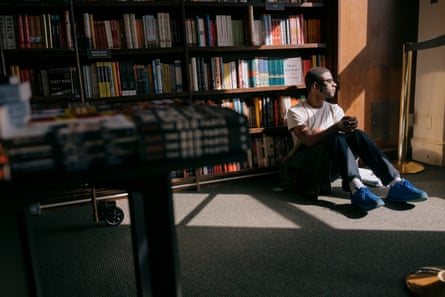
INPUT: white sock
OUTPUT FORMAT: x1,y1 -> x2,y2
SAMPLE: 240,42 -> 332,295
349,177 -> 365,194
389,177 -> 402,187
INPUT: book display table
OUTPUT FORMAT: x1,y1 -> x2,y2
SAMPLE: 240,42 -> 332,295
0,97 -> 249,297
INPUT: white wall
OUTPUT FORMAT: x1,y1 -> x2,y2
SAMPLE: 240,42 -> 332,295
411,0 -> 445,166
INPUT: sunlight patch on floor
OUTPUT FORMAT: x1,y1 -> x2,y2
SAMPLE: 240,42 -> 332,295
288,195 -> 445,232
174,193 -> 300,229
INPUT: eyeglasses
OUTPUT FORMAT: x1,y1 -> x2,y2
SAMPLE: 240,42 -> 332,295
319,79 -> 337,84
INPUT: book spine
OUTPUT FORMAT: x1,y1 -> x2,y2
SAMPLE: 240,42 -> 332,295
82,65 -> 91,98
104,20 -> 113,48
156,12 -> 165,48
163,63 -> 171,93
129,13 -> 138,49
45,14 -> 53,48
196,16 -> 206,47
122,14 -> 133,49
164,12 -> 172,48
64,10 -> 72,48
88,14 -> 95,49
104,61 -> 113,97
113,61 -> 122,96
83,13 -> 92,49
15,15 -> 24,49
174,60 -> 183,92
143,65 -> 151,94
28,15 -> 36,49
23,14 -> 31,49
189,57 -> 198,92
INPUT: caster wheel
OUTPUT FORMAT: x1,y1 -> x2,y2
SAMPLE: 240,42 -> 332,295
105,206 -> 124,226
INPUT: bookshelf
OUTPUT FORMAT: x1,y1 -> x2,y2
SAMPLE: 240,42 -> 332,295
0,0 -> 336,190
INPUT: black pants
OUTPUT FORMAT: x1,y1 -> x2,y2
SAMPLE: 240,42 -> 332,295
285,129 -> 400,193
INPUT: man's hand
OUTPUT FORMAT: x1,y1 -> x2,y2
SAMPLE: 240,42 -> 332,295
339,116 -> 358,133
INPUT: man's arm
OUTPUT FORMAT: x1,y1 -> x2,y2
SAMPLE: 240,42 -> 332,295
291,116 -> 357,147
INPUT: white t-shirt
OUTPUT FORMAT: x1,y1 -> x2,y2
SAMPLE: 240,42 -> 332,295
286,100 -> 344,147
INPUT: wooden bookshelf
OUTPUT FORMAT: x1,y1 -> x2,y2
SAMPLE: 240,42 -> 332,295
0,0 -> 336,190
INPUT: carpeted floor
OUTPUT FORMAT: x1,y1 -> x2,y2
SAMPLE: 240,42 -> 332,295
30,163 -> 445,297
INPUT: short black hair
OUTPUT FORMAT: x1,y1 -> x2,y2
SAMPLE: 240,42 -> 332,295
305,66 -> 330,91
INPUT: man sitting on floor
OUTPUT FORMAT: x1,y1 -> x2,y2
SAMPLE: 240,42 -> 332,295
282,66 -> 428,211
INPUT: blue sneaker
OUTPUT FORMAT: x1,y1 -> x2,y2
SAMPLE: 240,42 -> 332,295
351,187 -> 385,211
386,179 -> 428,202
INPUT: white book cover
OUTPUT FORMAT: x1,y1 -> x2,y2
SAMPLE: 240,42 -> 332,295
215,15 -> 223,46
129,13 -> 138,48
3,15 -> 17,49
283,57 -> 303,86
189,57 -> 198,91
225,15 -> 232,46
229,61 -> 237,89
82,13 -> 92,49
104,20 -> 113,48
197,17 -> 206,47
122,14 -> 133,49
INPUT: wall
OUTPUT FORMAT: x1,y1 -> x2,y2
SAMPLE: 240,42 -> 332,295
411,0 -> 445,166
336,0 -> 418,154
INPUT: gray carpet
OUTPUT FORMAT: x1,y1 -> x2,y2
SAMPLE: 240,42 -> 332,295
31,163 -> 445,297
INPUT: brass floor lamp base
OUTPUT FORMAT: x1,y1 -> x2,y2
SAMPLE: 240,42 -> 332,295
392,161 -> 425,174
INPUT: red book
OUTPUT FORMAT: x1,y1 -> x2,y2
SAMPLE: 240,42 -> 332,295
273,98 -> 279,127
302,58 -> 312,81
271,18 -> 282,45
17,14 -> 25,49
23,14 -> 31,48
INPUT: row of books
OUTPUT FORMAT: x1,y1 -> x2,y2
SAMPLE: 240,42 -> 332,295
185,15 -> 245,47
249,133 -> 293,169
207,95 -> 299,128
0,12 -> 73,50
10,58 -> 183,98
189,54 -> 325,91
188,0 -> 319,2
170,132 -> 294,180
11,54 -> 323,99
1,12 -> 320,51
10,54 -> 325,99
188,0 -> 248,2
9,65 -> 80,97
246,96 -> 299,128
170,161 -> 242,179
185,13 -> 322,48
260,14 -> 321,45
81,12 -> 179,49
265,0 -> 310,2
81,59 -> 183,99
181,132 -> 293,178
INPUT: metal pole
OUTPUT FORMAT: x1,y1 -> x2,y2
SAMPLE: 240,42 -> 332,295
393,43 -> 424,174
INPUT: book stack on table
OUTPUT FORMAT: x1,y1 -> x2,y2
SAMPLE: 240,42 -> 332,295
0,85 -> 250,181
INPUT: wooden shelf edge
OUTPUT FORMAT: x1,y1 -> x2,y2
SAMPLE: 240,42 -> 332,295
171,168 -> 279,191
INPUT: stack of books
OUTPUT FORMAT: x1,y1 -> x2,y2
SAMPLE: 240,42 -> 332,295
0,96 -> 250,180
